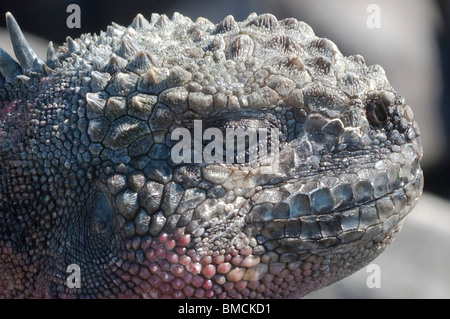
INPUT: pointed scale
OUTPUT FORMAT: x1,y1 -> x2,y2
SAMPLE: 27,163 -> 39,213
5,12 -> 44,74
45,41 -> 59,69
0,48 -> 21,79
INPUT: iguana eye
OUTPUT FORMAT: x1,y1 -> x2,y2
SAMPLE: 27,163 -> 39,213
366,100 -> 388,126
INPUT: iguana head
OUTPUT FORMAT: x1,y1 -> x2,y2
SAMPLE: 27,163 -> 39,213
0,12 -> 423,298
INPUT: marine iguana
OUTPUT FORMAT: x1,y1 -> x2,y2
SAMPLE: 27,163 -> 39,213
0,12 -> 423,298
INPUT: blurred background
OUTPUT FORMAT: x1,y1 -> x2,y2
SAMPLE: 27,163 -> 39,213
0,0 -> 449,298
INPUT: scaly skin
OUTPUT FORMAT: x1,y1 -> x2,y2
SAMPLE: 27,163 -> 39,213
0,12 -> 423,298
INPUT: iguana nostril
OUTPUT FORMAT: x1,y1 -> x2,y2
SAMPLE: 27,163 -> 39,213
366,100 -> 388,126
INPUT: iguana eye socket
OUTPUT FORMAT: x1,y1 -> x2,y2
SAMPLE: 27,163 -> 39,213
366,100 -> 388,126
